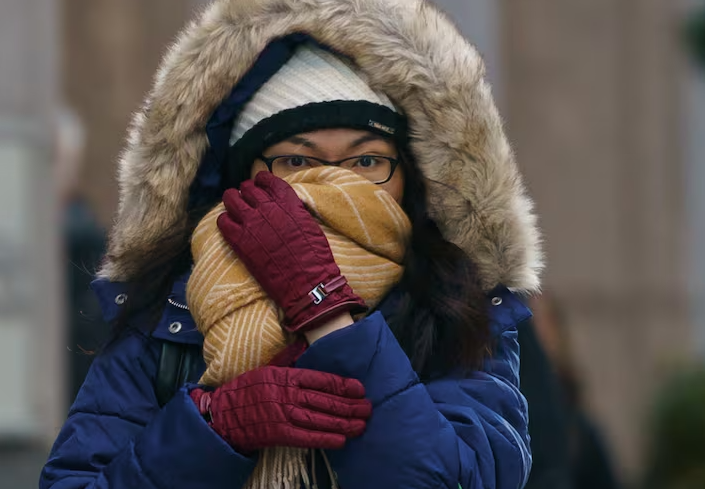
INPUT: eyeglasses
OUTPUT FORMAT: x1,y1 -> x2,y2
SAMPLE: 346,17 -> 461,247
259,154 -> 400,185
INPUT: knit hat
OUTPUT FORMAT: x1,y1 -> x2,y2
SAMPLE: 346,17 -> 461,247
225,43 -> 407,184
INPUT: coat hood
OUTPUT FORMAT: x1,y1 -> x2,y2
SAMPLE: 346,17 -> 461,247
99,0 -> 543,293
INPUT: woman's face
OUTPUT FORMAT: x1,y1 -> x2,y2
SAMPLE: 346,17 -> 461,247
250,128 -> 405,203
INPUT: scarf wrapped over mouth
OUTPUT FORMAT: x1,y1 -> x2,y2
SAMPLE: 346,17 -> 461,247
187,167 -> 411,488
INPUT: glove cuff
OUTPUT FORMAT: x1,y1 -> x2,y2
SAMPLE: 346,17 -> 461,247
190,388 -> 213,424
268,339 -> 309,367
285,287 -> 367,333
287,275 -> 350,319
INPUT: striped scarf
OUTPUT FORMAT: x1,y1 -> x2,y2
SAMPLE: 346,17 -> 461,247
187,167 -> 411,489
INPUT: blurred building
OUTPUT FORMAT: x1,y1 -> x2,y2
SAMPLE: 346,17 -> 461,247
63,0 -> 209,224
503,1 -> 689,479
0,0 -> 206,487
1,0 -> 704,487
0,0 -> 63,445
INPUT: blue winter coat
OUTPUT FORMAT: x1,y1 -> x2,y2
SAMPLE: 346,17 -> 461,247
40,274 -> 532,489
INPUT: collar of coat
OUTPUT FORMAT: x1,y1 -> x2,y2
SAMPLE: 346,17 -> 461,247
91,271 -> 532,344
98,0 -> 543,293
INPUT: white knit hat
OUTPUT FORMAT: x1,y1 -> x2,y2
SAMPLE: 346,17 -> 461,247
230,43 -> 397,146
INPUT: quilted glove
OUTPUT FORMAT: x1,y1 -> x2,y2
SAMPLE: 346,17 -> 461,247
190,366 -> 372,453
218,171 -> 367,333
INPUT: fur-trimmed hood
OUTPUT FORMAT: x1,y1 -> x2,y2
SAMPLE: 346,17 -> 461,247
100,0 -> 542,293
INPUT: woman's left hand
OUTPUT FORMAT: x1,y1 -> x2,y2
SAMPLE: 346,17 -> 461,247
218,171 -> 366,333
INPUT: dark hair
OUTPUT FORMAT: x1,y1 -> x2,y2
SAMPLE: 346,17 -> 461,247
390,149 -> 490,380
108,145 -> 491,377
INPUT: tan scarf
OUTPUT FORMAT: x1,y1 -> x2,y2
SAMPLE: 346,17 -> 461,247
187,167 -> 411,489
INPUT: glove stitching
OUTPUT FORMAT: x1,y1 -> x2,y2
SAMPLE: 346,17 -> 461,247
238,210 -> 310,310
217,376 -> 362,396
272,199 -> 335,281
218,400 -> 368,420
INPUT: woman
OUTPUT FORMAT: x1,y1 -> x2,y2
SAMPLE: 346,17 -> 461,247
40,0 -> 542,488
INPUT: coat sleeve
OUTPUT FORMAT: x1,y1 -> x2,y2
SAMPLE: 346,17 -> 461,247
40,331 -> 257,489
296,307 -> 532,489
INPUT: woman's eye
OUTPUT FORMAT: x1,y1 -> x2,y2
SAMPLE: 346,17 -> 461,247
356,156 -> 378,168
285,156 -> 309,167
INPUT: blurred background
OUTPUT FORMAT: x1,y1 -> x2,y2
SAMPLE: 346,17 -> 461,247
1,0 -> 705,487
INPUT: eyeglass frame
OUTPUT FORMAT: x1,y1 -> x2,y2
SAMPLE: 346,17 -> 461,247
258,154 -> 401,185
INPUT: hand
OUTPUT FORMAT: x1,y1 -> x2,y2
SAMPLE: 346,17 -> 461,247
218,171 -> 366,333
304,312 -> 355,345
190,366 -> 372,453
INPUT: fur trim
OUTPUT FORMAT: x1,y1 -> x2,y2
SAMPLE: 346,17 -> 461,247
99,0 -> 543,292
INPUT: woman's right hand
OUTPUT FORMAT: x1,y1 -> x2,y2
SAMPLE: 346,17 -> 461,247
217,172 -> 367,334
190,366 -> 372,453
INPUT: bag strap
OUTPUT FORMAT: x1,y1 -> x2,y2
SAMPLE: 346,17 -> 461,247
155,341 -> 203,408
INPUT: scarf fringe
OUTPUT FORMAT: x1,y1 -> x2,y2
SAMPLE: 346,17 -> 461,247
244,447 -> 309,489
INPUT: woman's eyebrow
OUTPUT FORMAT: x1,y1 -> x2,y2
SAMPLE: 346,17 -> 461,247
285,136 -> 318,149
349,134 -> 386,149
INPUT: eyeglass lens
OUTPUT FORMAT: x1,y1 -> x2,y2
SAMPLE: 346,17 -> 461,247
269,155 -> 394,184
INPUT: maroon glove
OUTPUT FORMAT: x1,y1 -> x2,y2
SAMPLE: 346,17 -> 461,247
218,171 -> 367,333
190,366 -> 372,453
